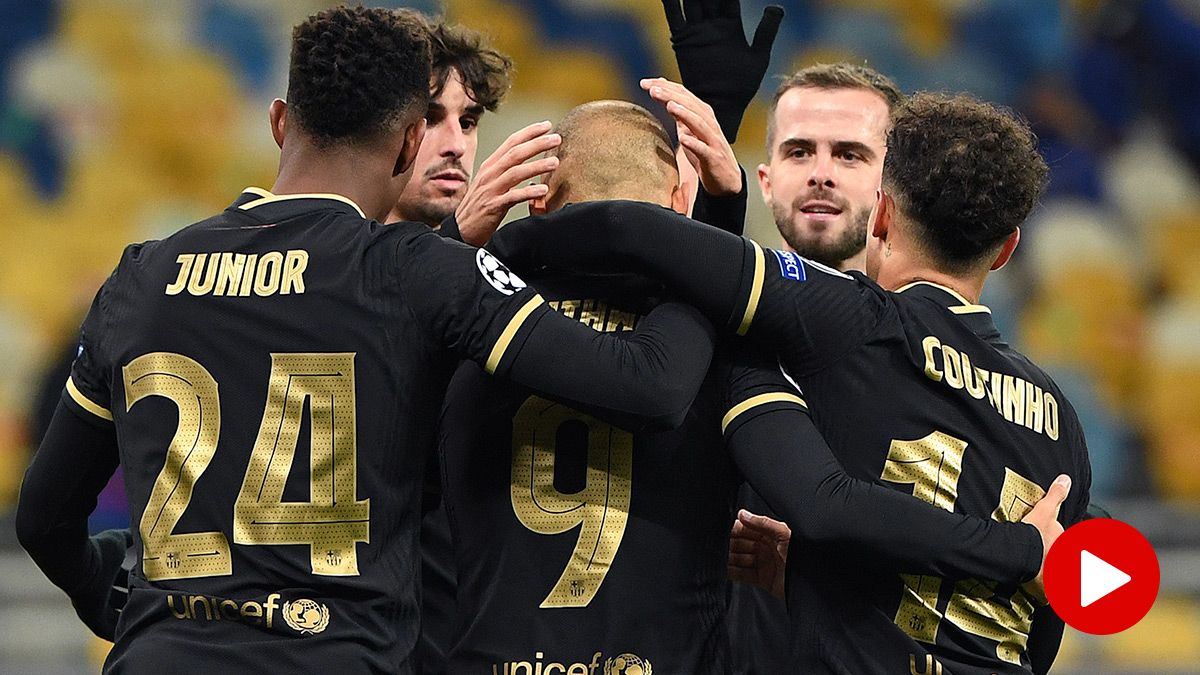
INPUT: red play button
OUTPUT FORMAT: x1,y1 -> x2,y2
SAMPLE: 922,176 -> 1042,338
1043,518 -> 1160,634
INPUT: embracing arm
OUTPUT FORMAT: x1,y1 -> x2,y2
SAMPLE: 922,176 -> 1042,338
400,230 -> 714,430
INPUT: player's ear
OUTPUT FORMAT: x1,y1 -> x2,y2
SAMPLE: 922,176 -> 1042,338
991,227 -> 1020,271
669,183 -> 689,215
870,189 -> 892,240
757,163 -> 772,205
269,99 -> 287,149
393,117 -> 427,177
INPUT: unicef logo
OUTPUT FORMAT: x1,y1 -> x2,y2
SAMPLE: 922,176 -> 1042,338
282,598 -> 330,635
604,653 -> 652,675
476,249 -> 527,296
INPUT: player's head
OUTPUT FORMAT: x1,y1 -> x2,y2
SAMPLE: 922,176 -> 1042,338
866,92 -> 1048,280
759,63 -> 904,271
530,100 -> 685,214
391,16 -> 513,225
272,6 -> 431,218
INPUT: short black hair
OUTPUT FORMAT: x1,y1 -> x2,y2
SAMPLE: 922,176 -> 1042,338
425,19 -> 512,111
884,92 -> 1049,272
287,6 -> 431,146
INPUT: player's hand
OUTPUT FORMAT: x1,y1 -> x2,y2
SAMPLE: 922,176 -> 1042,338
71,528 -> 134,641
661,0 -> 784,141
642,77 -> 743,196
1020,474 -> 1072,602
454,121 -> 561,246
727,509 -> 790,598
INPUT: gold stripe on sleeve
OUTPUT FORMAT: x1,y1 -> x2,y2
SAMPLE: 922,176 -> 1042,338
737,241 -> 766,336
66,376 -> 114,421
721,392 -> 807,434
485,294 -> 546,374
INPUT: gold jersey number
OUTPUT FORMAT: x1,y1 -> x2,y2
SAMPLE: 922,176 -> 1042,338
124,352 -> 368,581
881,431 -> 1043,664
510,397 -> 633,608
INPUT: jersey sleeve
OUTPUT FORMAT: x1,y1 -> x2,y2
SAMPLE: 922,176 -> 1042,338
396,230 -> 715,429
486,199 -> 884,375
718,342 -> 1044,583
690,168 -> 748,236
63,280 -> 116,428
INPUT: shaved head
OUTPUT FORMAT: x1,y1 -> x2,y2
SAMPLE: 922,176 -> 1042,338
542,100 -> 679,210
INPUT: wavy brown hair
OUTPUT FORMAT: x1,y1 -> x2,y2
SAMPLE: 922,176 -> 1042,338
884,92 -> 1049,272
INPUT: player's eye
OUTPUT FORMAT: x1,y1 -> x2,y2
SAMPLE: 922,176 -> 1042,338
838,151 -> 863,162
461,116 -> 479,132
787,148 -> 811,159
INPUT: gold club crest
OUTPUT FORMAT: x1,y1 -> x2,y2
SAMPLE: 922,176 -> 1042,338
282,598 -> 330,634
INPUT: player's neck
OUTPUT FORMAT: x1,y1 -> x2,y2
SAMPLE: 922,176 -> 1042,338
273,143 -> 396,221
876,251 -> 985,304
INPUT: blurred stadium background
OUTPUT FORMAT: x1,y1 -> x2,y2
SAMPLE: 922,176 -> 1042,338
0,0 -> 1198,672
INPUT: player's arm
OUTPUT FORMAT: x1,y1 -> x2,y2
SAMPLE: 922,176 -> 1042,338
487,199 -> 881,372
719,345 -> 1061,584
16,283 -> 135,641
398,231 -> 715,430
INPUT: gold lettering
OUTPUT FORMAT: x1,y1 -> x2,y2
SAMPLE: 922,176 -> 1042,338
604,308 -> 638,332
167,595 -> 189,619
1045,393 -> 1060,441
239,254 -> 258,297
1002,375 -> 1025,425
1025,385 -> 1044,434
239,601 -> 263,624
512,663 -> 534,675
281,249 -> 308,295
579,299 -> 605,329
922,336 -> 943,383
263,593 -> 279,628
166,254 -> 195,295
566,665 -> 588,675
962,355 -> 986,400
988,371 -> 1004,414
942,344 -> 963,390
189,594 -> 213,620
214,253 -> 246,296
186,253 -> 217,295
254,251 -> 283,296
220,599 -> 240,620
545,665 -> 566,675
557,299 -> 579,320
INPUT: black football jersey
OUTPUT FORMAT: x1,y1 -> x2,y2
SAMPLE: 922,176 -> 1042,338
63,189 -> 660,674
487,204 -> 1092,674
738,256 -> 1092,675
439,273 -> 766,675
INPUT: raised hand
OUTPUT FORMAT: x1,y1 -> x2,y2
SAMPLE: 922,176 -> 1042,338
454,121 -> 561,246
642,77 -> 742,196
661,0 -> 784,141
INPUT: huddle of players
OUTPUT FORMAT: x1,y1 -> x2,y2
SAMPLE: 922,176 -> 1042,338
14,4 -> 1091,675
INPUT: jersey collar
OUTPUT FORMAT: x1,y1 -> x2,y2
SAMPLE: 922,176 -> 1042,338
232,187 -> 366,220
894,281 -> 1002,342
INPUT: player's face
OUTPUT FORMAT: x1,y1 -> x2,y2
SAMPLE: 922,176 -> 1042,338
392,69 -> 482,225
758,86 -> 890,270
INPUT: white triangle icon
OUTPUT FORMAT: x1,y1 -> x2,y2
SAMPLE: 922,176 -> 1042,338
1081,550 -> 1131,607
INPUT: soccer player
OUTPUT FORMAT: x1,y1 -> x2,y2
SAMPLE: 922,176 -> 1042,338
443,98 -> 1070,674
13,7 -> 719,673
731,61 -> 905,674
488,92 -> 1092,674
378,16 -> 523,672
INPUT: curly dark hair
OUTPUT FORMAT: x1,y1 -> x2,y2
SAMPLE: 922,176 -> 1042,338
884,92 -> 1049,272
424,19 -> 513,112
287,6 -> 431,146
